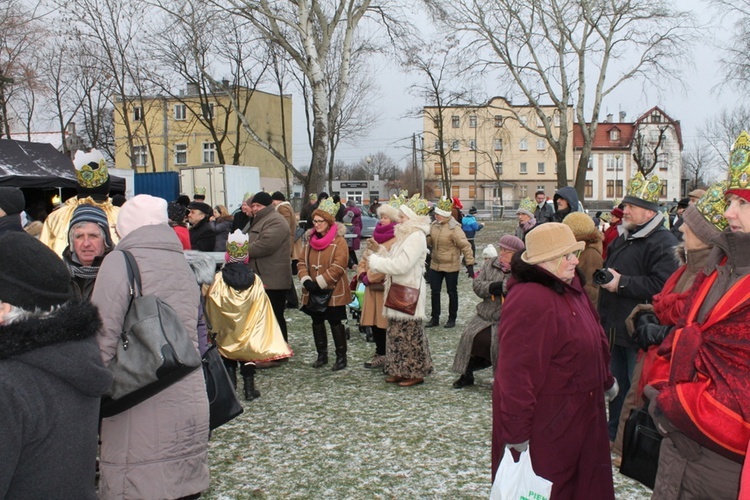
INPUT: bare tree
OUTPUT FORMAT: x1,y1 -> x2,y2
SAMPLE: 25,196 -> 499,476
699,105 -> 750,169
682,142 -> 719,192
712,0 -> 750,92
632,125 -> 670,176
424,0 -> 695,201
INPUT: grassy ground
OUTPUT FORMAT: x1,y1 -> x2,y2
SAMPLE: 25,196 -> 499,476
204,221 -> 652,499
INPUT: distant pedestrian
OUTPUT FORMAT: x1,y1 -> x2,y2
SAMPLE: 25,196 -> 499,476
533,189 -> 554,223
514,197 -> 537,242
551,186 -> 579,222
461,207 -> 484,258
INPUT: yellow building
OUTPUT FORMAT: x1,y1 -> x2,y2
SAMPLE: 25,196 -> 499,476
113,83 -> 292,192
422,96 -> 575,208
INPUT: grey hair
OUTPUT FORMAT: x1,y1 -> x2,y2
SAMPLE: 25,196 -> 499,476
0,302 -> 58,325
68,221 -> 108,250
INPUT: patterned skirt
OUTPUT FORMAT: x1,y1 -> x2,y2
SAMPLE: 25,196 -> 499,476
384,318 -> 434,379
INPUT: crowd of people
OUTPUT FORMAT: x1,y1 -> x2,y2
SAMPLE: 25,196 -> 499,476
2,134 -> 750,499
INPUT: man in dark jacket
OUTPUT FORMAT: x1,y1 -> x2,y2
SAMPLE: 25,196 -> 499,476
597,172 -> 678,441
248,192 -> 293,343
533,190 -> 554,224
0,187 -> 25,236
551,186 -> 579,222
62,204 -> 113,300
0,231 -> 113,499
187,201 -> 216,251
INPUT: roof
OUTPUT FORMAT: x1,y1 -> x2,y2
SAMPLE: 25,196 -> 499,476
573,106 -> 683,151
9,132 -> 66,150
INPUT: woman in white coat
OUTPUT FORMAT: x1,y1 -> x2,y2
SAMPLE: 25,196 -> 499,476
368,200 -> 434,387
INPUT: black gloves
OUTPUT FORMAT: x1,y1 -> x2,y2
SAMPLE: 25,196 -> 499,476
634,324 -> 671,350
466,265 -> 474,278
303,280 -> 321,293
488,281 -> 504,296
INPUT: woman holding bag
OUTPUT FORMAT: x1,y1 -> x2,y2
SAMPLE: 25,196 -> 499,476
357,203 -> 400,369
298,198 -> 352,371
368,195 -> 433,387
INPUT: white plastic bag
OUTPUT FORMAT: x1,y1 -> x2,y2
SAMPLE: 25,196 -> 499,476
489,446 -> 553,500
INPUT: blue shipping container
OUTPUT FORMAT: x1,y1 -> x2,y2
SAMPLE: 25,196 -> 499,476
134,171 -> 180,202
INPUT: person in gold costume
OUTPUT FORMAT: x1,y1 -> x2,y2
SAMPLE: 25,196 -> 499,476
39,149 -> 119,256
204,230 -> 292,401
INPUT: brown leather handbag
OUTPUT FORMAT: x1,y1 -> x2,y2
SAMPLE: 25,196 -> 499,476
384,280 -> 421,316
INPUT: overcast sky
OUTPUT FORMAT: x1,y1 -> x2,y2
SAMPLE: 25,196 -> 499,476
290,0 -> 739,174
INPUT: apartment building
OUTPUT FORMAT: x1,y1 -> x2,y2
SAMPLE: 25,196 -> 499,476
113,82 -> 292,193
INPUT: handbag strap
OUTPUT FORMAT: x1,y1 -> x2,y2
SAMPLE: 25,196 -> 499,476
120,250 -> 143,298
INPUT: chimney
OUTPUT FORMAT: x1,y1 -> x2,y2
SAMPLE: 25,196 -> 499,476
186,82 -> 199,95
606,113 -> 613,123
66,122 -> 76,136
222,79 -> 229,89
619,111 -> 626,122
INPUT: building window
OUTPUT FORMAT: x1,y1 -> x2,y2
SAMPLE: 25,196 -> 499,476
202,142 -> 216,164
452,115 -> 460,128
434,140 -> 441,151
585,180 -> 593,198
658,153 -> 669,170
519,115 -> 528,126
537,162 -> 545,174
554,113 -> 561,127
452,185 -> 460,198
519,138 -> 528,151
494,138 -> 503,151
469,162 -> 476,175
616,180 -> 623,197
494,162 -> 503,175
452,140 -> 460,151
132,145 -> 147,167
469,115 -> 477,128
492,187 -> 501,198
469,139 -> 476,151
174,104 -> 186,121
660,180 -> 668,197
469,185 -> 476,198
606,180 -> 614,198
202,102 -> 214,120
606,154 -> 616,170
133,106 -> 142,122
520,185 -> 528,198
174,143 -> 187,165
651,111 -> 661,123
451,162 -> 460,175
587,155 -> 594,170
520,162 -> 527,174
434,163 -> 442,175
494,115 -> 503,127
536,138 -> 546,150
433,186 -> 442,198
610,128 -> 620,141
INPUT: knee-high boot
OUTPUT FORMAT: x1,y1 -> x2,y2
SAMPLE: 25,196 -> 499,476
311,323 -> 328,368
240,362 -> 260,401
331,323 -> 347,371
222,356 -> 237,389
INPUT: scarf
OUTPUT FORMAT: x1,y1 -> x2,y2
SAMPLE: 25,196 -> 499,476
309,226 -> 337,251
520,217 -> 537,233
373,222 -> 396,244
65,258 -> 100,280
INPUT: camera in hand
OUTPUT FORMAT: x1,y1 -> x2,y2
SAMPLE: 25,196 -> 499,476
593,268 -> 614,285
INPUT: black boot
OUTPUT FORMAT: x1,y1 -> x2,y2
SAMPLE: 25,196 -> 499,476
222,357 -> 237,389
425,317 -> 440,328
452,358 -> 476,388
240,363 -> 261,400
311,323 -> 328,368
331,323 -> 348,371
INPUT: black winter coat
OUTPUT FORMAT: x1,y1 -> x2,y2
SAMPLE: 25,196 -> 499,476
189,217 -> 216,252
597,213 -> 678,347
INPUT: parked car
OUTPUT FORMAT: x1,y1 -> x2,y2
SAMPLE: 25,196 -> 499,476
358,205 -> 377,239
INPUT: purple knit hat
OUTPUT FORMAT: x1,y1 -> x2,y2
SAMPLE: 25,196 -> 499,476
499,234 -> 524,252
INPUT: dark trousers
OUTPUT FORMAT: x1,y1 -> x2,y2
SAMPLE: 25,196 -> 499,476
608,344 -> 638,440
265,289 -> 288,343
429,270 -> 459,321
372,326 -> 386,356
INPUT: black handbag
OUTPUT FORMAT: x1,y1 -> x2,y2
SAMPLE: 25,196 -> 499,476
305,288 -> 333,314
202,345 -> 244,430
620,403 -> 663,489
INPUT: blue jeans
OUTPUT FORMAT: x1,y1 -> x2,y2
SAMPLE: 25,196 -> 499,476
608,344 -> 638,441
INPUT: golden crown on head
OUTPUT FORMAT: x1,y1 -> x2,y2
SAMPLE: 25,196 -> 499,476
317,198 -> 338,217
436,196 -> 454,213
728,131 -> 750,191
73,149 -> 108,189
405,194 -> 430,215
695,181 -> 729,232
626,172 -> 662,204
226,230 -> 249,259
194,186 -> 207,196
518,197 -> 537,214
388,191 -> 408,209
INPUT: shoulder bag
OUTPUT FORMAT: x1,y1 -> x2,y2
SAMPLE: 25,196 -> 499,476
100,250 -> 202,418
384,277 -> 422,316
619,402 -> 663,489
202,345 -> 244,430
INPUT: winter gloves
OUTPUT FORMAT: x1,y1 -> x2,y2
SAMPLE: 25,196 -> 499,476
466,265 -> 474,279
303,280 -> 321,293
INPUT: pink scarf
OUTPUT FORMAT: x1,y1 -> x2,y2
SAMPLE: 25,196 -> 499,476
309,226 -> 337,251
373,222 -> 396,243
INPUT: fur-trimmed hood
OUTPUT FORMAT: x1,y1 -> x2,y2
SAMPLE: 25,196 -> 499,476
396,214 -> 430,239
184,250 -> 217,286
507,252 -> 584,295
0,300 -> 112,396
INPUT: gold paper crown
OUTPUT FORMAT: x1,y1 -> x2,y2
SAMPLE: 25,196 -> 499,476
317,198 -> 338,217
728,131 -> 750,191
388,191 -> 408,209
436,196 -> 454,213
73,149 -> 108,188
404,194 -> 430,215
194,186 -> 207,196
695,181 -> 729,232
626,172 -> 661,204
517,197 -> 537,214
226,229 -> 249,259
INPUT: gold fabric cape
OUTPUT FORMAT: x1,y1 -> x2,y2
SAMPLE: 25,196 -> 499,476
39,196 -> 120,256
205,272 -> 292,362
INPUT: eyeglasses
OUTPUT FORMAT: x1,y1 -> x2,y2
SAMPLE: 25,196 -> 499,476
312,219 -> 326,224
563,250 -> 582,261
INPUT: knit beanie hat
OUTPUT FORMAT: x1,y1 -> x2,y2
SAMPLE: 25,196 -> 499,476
251,191 -> 273,207
521,223 -> 585,265
0,232 -> 74,311
681,181 -> 728,244
167,201 -> 187,223
0,187 -> 25,216
562,211 -> 597,241
188,201 -> 212,217
498,234 -> 525,253
69,204 -> 113,249
611,207 -> 624,219
271,191 -> 286,201
482,244 -> 498,259
117,194 -> 168,238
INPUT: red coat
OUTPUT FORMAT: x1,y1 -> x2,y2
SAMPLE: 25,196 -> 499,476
492,259 -> 614,500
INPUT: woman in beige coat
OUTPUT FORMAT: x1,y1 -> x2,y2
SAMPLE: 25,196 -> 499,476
91,195 -> 209,500
357,204 -> 399,368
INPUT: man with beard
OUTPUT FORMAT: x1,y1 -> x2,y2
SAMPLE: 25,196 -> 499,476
597,171 -> 678,445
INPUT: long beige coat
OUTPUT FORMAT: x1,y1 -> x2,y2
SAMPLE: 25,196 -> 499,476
91,224 -> 209,500
427,217 -> 475,272
357,236 -> 396,329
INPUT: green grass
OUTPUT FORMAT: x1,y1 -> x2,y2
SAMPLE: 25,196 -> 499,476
204,221 -> 652,499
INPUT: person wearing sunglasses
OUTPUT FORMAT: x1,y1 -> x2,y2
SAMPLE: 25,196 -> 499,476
491,223 -> 616,499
